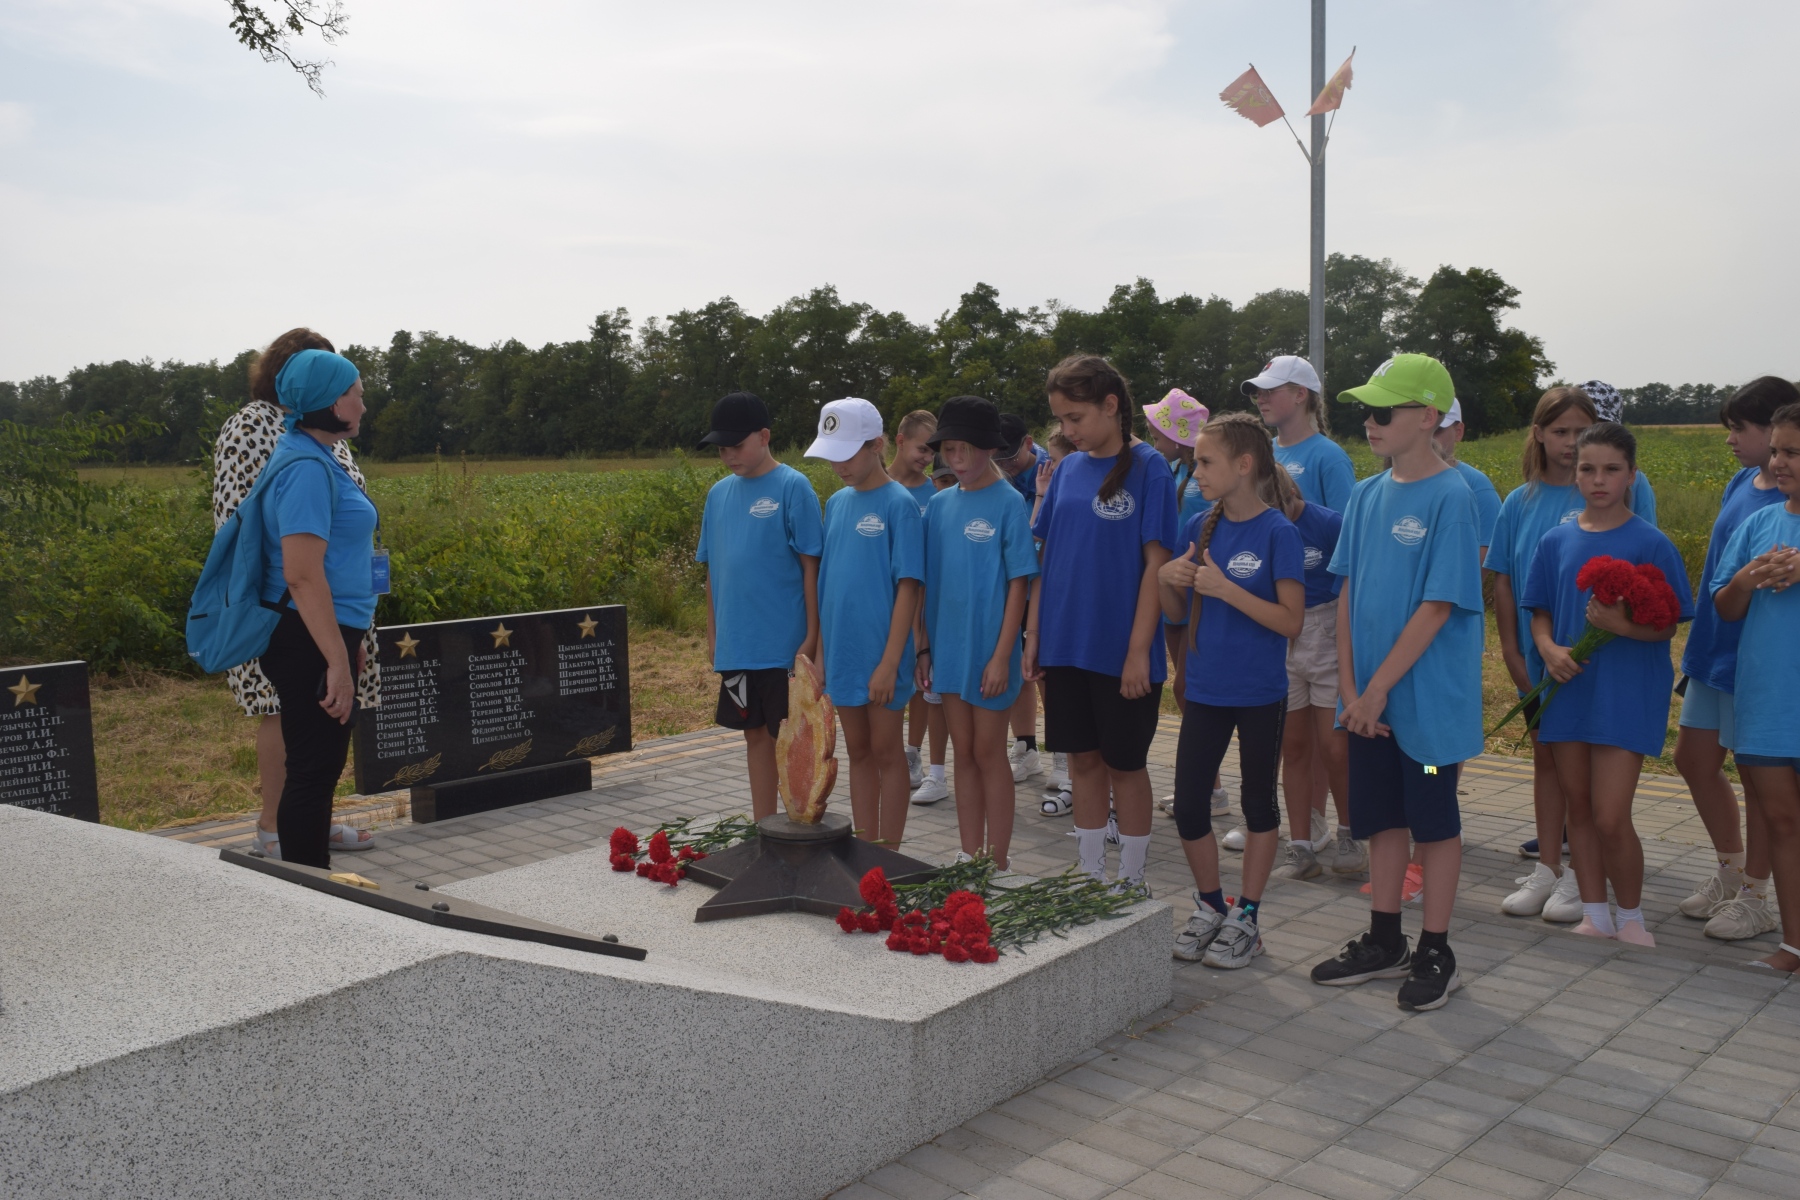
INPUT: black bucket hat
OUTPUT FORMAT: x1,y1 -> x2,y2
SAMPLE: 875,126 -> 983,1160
926,395 -> 1005,450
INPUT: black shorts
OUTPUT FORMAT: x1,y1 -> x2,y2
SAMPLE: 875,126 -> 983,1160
1522,694 -> 1541,728
716,668 -> 789,737
1042,666 -> 1163,773
1346,733 -> 1461,843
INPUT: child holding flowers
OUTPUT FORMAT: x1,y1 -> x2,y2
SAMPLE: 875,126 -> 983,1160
1520,423 -> 1692,945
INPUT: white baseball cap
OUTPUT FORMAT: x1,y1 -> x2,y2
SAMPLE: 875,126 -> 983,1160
1240,355 -> 1322,397
805,397 -> 885,461
1439,398 -> 1464,428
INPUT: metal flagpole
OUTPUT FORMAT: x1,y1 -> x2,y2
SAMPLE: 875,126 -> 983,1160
1309,0 -> 1326,390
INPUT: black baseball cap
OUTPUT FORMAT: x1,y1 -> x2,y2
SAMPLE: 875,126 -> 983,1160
926,395 -> 1005,450
698,391 -> 771,449
997,413 -> 1030,458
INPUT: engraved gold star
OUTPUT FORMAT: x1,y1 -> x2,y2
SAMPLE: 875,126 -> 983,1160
576,614 -> 598,639
394,631 -> 420,659
490,622 -> 513,648
8,675 -> 41,707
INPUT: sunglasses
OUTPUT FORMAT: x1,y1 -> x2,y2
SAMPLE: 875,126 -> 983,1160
1359,402 -> 1432,426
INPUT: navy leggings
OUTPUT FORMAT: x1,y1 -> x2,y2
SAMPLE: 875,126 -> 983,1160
1173,699 -> 1287,841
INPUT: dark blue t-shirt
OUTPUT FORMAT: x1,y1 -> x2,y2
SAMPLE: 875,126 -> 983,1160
1290,502 -> 1344,610
1683,467 -> 1786,693
1174,508 -> 1303,707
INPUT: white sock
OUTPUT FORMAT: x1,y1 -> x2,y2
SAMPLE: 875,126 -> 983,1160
1746,875 -> 1770,898
1723,850 -> 1747,872
1290,840 -> 1313,852
929,764 -> 945,782
1074,826 -> 1108,878
1615,906 -> 1644,927
1118,833 -> 1151,881
1582,903 -> 1616,935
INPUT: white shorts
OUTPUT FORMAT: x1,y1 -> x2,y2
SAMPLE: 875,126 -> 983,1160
923,690 -> 942,705
1286,602 -> 1339,710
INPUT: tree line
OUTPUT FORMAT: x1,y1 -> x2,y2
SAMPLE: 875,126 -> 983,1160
0,256 -> 1735,464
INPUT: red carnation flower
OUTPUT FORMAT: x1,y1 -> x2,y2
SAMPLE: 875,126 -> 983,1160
943,941 -> 970,963
970,944 -> 999,963
859,868 -> 895,909
608,853 -> 635,872
647,830 -> 673,864
858,911 -> 881,934
635,861 -> 652,877
609,827 -> 640,857
836,907 -> 860,933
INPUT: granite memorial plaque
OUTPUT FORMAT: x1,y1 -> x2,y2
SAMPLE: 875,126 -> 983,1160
352,606 -> 631,807
0,660 -> 100,822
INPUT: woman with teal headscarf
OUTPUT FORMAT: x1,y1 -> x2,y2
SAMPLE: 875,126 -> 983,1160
259,348 -> 381,869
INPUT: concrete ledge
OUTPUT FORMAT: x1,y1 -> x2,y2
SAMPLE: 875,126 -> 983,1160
0,808 -> 1170,1200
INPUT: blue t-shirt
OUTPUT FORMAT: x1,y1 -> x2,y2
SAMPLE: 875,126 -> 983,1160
1273,432 -> 1356,512
1328,468 -> 1486,768
923,482 -> 1039,710
1452,461 -> 1502,549
260,441 -> 380,629
1031,442 -> 1178,681
1487,481 -> 1586,686
1520,516 -> 1694,757
1684,468 -> 1785,693
1174,508 -> 1303,707
903,479 -> 937,517
819,481 -> 924,709
1008,444 -> 1052,505
1631,470 -> 1657,528
1711,504 -> 1800,759
695,463 -> 825,671
1290,502 -> 1344,610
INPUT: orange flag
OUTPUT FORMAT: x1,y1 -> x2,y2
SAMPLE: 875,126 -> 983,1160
1304,50 -> 1355,116
1220,66 -> 1285,128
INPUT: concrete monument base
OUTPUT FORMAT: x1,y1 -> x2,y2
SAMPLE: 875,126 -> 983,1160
0,805 -> 1171,1200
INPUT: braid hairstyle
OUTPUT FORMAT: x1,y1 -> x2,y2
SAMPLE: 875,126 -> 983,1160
1045,354 -> 1135,501
1181,412 -> 1284,654
1301,387 -> 1329,435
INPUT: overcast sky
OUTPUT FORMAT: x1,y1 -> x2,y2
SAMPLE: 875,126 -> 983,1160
2,1 -> 1795,386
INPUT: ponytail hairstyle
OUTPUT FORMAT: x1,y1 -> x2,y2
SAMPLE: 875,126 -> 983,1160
250,327 -> 335,408
1719,376 -> 1800,429
1520,386 -> 1597,486
1182,413 -> 1287,652
1301,387 -> 1329,435
1045,354 -> 1134,501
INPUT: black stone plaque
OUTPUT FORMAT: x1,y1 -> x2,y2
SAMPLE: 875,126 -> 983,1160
0,660 -> 100,822
352,606 -> 631,799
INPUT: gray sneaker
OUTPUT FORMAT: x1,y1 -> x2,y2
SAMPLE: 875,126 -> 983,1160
1173,897 -> 1226,961
1202,907 -> 1265,969
1271,842 -> 1322,881
1331,833 -> 1368,876
905,745 -> 923,789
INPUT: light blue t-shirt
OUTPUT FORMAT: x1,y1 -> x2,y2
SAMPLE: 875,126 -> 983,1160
1711,504 -> 1800,759
1328,468 -> 1486,767
1631,470 -> 1657,528
695,463 -> 825,672
1177,468 -> 1213,529
1031,441 -> 1178,681
1486,481 -> 1586,686
260,441 -> 379,629
1452,461 -> 1503,549
923,482 -> 1039,710
1684,467 -> 1785,693
1290,502 -> 1344,610
1520,516 -> 1695,757
1174,508 -> 1303,707
903,479 -> 937,517
819,481 -> 924,710
1273,431 -> 1356,512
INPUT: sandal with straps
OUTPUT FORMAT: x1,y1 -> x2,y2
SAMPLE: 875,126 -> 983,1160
329,823 -> 376,852
1748,942 -> 1800,972
1039,789 -> 1072,817
253,827 -> 281,860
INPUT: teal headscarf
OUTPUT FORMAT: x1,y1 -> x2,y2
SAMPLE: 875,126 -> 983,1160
275,349 -> 361,433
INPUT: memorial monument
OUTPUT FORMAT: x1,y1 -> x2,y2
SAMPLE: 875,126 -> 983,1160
0,659 -> 99,822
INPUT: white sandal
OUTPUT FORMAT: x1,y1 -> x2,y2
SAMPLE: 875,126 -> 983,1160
1039,790 -> 1073,817
254,828 -> 281,860
1749,942 -> 1800,971
329,823 -> 376,852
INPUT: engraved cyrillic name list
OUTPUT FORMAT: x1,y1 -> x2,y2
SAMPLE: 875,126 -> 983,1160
0,705 -> 76,814
468,649 -> 533,745
372,657 -> 442,763
557,639 -> 618,697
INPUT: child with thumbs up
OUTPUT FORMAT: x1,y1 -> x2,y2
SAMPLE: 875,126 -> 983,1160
1158,413 -> 1306,970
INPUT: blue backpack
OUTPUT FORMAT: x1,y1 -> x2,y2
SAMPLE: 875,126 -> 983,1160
186,436 -> 340,674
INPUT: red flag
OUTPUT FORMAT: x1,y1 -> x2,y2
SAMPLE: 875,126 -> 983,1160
1220,66 -> 1285,128
1304,50 -> 1355,116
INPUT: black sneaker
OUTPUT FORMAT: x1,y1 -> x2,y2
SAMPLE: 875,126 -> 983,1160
1397,945 -> 1461,1011
1310,933 -> 1411,986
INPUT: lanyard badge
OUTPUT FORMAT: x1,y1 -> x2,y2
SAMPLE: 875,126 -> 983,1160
371,524 -> 391,595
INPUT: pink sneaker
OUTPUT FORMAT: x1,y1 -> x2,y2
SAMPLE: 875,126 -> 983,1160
1613,921 -> 1656,947
1571,919 -> 1615,939
1357,864 -> 1426,901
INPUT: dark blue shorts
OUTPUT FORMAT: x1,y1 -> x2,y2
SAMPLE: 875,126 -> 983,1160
1346,733 -> 1461,843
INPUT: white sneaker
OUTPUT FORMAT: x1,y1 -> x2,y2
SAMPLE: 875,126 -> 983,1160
1705,892 -> 1780,940
910,776 -> 949,806
1156,794 -> 1175,816
1105,809 -> 1121,846
1211,786 -> 1231,817
1008,740 -> 1040,782
905,745 -> 923,789
1271,842 -> 1321,881
1173,899 -> 1225,961
1541,866 -> 1583,923
1310,808 -> 1330,849
1221,826 -> 1247,851
1202,907 -> 1265,969
1679,868 -> 1738,920
1502,861 -> 1559,916
1049,752 -> 1070,792
1330,833 -> 1367,876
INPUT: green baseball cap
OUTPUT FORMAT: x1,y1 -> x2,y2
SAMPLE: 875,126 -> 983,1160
1337,353 -> 1456,413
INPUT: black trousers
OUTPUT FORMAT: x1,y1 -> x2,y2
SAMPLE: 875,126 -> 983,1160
261,609 -> 364,869
1173,698 -> 1287,841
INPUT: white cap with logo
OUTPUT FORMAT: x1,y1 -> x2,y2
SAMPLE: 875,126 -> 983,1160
1439,398 -> 1464,429
805,397 -> 886,462
1240,355 -> 1323,397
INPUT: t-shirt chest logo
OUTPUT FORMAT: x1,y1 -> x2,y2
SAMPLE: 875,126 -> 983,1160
749,497 -> 780,518
1090,490 -> 1136,521
963,518 -> 996,543
1391,515 -> 1428,545
1560,509 -> 1581,525
1285,461 -> 1307,476
1303,545 -> 1324,570
1226,551 -> 1263,579
855,513 -> 886,537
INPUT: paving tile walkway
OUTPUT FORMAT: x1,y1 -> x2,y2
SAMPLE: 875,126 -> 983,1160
160,719 -> 1797,1199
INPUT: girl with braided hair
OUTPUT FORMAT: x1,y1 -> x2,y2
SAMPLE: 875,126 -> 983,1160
1158,413 -> 1306,968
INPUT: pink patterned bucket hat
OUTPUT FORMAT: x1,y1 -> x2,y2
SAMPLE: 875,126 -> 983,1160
1143,388 -> 1210,447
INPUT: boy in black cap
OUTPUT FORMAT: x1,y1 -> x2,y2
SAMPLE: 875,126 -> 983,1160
695,391 -> 825,818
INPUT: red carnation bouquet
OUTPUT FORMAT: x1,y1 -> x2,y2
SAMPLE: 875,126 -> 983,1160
1491,555 -> 1682,738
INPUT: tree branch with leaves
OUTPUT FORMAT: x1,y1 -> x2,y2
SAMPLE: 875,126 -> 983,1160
226,1 -> 348,97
